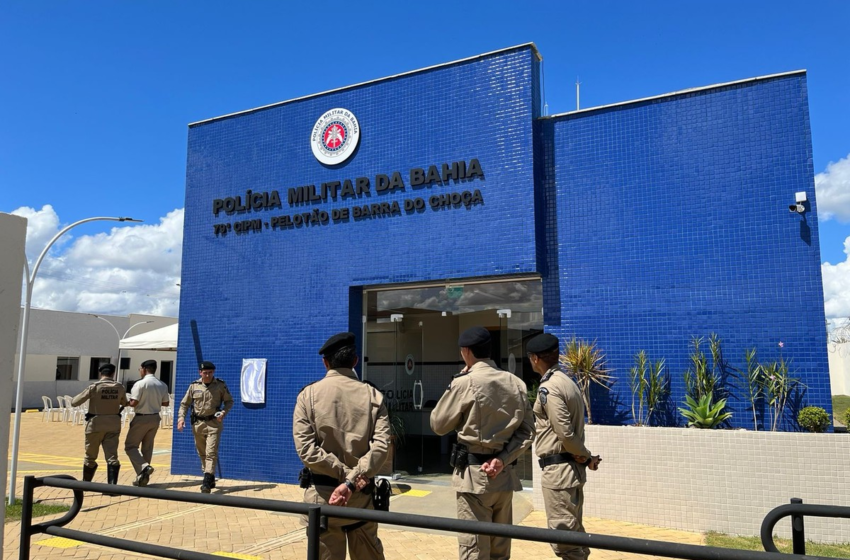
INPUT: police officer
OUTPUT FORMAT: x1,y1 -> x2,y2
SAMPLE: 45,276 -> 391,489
431,326 -> 535,560
125,359 -> 170,487
177,361 -> 234,493
527,333 -> 601,560
292,332 -> 391,560
71,363 -> 128,485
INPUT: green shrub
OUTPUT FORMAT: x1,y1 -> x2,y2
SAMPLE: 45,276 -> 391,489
678,392 -> 732,429
845,408 -> 850,428
797,406 -> 830,433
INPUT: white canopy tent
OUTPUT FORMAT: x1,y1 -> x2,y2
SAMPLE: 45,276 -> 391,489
119,323 -> 178,350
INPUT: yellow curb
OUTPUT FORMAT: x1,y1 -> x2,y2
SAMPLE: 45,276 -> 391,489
214,553 -> 263,559
398,489 -> 431,497
34,537 -> 83,548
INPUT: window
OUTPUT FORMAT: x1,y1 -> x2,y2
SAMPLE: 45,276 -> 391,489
56,357 -> 80,381
89,357 -> 111,380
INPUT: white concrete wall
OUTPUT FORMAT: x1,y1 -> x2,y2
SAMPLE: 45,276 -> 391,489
0,213 -> 27,553
828,342 -> 850,397
532,425 -> 850,543
10,309 -> 177,409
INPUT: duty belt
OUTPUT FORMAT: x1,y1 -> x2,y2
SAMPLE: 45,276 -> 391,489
538,452 -> 577,468
467,452 -> 500,466
311,473 -> 343,487
194,414 -> 216,422
84,413 -> 119,421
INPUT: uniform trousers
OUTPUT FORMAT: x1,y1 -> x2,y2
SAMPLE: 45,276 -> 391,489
303,484 -> 385,560
542,485 -> 589,560
124,414 -> 161,474
84,415 -> 121,468
192,418 -> 222,474
456,490 -> 513,560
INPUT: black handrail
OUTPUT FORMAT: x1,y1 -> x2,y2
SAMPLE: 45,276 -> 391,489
20,475 -> 834,560
761,498 -> 850,555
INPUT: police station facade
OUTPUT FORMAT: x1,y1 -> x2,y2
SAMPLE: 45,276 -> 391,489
174,44 -> 830,483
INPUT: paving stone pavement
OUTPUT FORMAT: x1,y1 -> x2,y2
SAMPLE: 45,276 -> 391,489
5,414 -> 704,559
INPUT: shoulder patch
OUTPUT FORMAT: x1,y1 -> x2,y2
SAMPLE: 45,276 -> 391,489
538,387 -> 549,406
446,370 -> 468,391
297,381 -> 318,395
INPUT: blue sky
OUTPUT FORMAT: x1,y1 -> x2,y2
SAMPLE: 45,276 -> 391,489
2,1 -> 849,323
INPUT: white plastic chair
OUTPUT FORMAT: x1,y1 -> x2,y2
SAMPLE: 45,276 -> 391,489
160,404 -> 173,428
76,401 -> 89,425
55,396 -> 68,422
121,406 -> 135,427
41,396 -> 62,422
62,395 -> 74,422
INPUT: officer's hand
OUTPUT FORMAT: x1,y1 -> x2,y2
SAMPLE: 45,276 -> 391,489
588,455 -> 602,471
355,475 -> 370,491
177,419 -> 185,431
215,411 -> 224,423
480,458 -> 504,478
329,483 -> 352,506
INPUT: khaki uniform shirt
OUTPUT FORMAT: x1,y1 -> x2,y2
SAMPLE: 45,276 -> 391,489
71,378 -> 127,414
292,368 -> 391,485
178,378 -> 234,421
430,359 -> 535,494
533,365 -> 591,489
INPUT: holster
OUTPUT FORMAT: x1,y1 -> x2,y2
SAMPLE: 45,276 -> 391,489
84,413 -> 95,421
190,411 -> 198,425
372,478 -> 391,512
298,467 -> 312,489
449,443 -> 469,471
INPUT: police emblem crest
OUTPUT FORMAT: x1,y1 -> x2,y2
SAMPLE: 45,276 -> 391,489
310,108 -> 360,165
538,387 -> 549,405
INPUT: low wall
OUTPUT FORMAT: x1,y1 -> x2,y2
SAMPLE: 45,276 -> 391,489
532,425 -> 850,543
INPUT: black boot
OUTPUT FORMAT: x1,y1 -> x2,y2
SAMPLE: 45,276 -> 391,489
107,464 -> 120,485
200,472 -> 214,494
82,464 -> 97,482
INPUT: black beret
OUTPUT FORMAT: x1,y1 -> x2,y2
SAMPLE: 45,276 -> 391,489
319,332 -> 356,355
98,363 -> 116,374
140,360 -> 157,370
458,326 -> 491,347
199,361 -> 216,370
527,333 -> 559,354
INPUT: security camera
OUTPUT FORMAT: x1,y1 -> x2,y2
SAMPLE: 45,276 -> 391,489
789,203 -> 805,214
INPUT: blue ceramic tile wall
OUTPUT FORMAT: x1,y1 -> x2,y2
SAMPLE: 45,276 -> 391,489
543,74 -> 830,430
175,46 -> 540,482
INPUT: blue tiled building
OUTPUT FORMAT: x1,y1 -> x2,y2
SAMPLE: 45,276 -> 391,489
175,44 -> 829,483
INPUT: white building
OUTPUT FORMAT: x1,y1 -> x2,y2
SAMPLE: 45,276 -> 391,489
11,309 -> 177,410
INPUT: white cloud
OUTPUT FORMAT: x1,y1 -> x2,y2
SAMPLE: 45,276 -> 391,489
823,235 -> 850,325
815,154 -> 850,222
10,205 -> 183,317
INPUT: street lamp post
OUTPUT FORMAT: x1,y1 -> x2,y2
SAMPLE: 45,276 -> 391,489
91,315 -> 154,382
8,216 -> 142,505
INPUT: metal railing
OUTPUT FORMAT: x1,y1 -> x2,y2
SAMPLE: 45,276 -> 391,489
761,498 -> 850,555
19,475 -> 838,560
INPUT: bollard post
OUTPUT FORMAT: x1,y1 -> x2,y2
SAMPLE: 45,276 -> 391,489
306,505 -> 321,560
790,498 -> 805,555
18,476 -> 36,560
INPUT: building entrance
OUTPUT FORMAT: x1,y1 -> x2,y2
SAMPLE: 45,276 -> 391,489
362,277 -> 543,484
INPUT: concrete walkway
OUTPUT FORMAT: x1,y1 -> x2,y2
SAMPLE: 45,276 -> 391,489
5,414 -> 703,559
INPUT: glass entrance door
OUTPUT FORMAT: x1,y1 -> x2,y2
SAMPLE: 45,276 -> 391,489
362,277 -> 543,481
